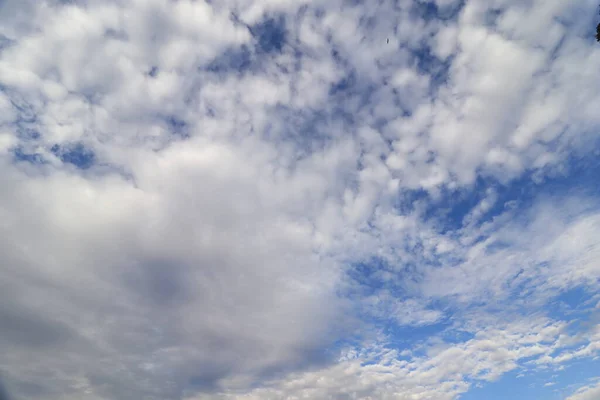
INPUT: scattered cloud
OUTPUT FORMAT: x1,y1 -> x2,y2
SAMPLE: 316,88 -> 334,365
0,0 -> 599,399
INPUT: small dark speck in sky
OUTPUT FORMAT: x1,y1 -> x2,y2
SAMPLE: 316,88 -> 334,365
387,38 -> 389,43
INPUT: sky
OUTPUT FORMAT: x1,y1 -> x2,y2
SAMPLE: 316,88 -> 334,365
0,0 -> 600,399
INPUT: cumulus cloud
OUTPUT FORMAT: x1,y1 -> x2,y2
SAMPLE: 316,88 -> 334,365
0,0 -> 599,399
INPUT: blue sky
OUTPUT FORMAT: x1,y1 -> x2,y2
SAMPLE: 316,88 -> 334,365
0,0 -> 600,399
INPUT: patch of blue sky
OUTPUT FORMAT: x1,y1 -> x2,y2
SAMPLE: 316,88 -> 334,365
435,173 -> 537,231
412,0 -> 465,22
547,286 -> 595,320
412,44 -> 452,92
250,15 -> 287,55
554,2 -> 600,41
504,267 -> 541,302
404,2 -> 462,94
343,258 -> 455,355
329,70 -> 357,97
12,142 -> 96,170
50,143 -> 96,169
545,288 -> 600,343
460,368 -> 563,400
163,115 -> 189,139
3,88 -> 42,145
409,1 -> 440,23
383,320 -> 452,351
147,66 -> 159,78
205,14 -> 287,77
440,327 -> 476,345
12,146 -> 46,165
461,357 -> 600,400
205,44 -> 253,75
552,358 -> 600,399
8,96 -> 37,125
394,187 -> 430,214
392,152 -> 600,235
14,126 -> 40,141
346,257 -> 391,297
264,104 -> 332,155
328,70 -> 380,124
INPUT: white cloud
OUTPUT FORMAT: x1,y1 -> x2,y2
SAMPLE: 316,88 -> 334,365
0,0 -> 599,398
417,196 -> 600,306
566,381 -> 600,400
363,293 -> 444,327
186,316 -> 594,400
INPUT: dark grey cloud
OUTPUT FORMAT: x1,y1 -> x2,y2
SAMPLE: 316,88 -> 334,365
0,377 -> 10,400
0,305 -> 75,349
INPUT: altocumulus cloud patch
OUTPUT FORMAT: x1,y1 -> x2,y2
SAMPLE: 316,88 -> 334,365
0,0 -> 600,399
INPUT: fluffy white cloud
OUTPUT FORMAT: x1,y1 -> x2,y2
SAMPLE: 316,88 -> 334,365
0,0 -> 599,398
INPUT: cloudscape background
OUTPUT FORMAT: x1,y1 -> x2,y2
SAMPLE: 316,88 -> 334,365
1,0 -> 600,399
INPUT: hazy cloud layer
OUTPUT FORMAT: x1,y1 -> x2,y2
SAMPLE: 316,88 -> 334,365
0,0 -> 599,399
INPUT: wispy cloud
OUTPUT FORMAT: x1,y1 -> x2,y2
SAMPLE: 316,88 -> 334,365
567,380 -> 600,400
0,0 -> 599,399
